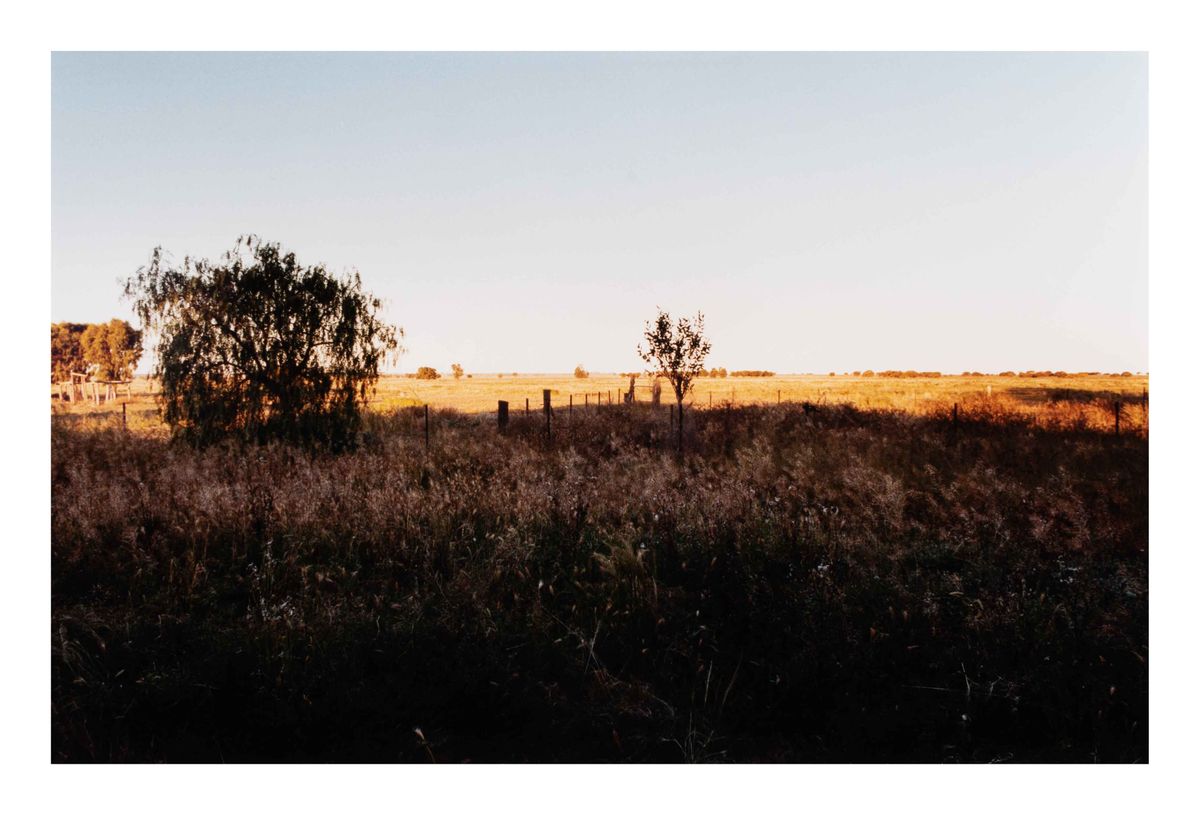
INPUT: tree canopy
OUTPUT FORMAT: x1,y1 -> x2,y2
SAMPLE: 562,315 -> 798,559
637,309 -> 711,406
125,235 -> 401,448
637,308 -> 711,452
51,320 -> 142,382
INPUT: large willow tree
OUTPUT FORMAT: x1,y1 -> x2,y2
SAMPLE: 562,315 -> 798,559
125,236 -> 401,448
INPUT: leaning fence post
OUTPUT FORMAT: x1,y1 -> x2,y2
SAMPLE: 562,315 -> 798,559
498,400 -> 509,434
543,389 -> 552,439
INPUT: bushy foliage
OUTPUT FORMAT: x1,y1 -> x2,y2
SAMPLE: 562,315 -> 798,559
80,319 -> 143,380
415,366 -> 441,380
124,236 -> 400,448
52,320 -> 142,382
574,365 -> 589,379
50,322 -> 88,381
451,363 -> 464,380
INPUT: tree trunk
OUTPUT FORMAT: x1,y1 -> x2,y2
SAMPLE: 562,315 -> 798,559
676,397 -> 684,455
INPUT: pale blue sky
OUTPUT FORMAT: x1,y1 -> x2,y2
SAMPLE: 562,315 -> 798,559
52,52 -> 1147,373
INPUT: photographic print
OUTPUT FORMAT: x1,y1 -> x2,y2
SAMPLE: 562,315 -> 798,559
49,51 -> 1148,764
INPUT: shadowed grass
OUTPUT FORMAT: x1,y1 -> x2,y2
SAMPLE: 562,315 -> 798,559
52,402 -> 1147,762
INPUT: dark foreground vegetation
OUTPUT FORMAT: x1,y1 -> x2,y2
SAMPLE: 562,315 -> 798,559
52,401 -> 1147,762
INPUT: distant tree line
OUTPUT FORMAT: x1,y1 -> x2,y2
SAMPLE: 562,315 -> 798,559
51,319 -> 143,382
729,370 -> 774,377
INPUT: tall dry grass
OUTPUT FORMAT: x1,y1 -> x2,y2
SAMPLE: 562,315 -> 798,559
52,401 -> 1147,761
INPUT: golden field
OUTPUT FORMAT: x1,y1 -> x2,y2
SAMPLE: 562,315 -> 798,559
53,372 -> 1150,437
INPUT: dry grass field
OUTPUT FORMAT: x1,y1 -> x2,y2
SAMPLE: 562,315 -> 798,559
53,372 -> 1150,437
51,371 -> 1148,762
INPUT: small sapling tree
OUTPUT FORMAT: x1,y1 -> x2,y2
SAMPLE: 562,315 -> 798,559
638,308 -> 711,453
451,363 -> 464,380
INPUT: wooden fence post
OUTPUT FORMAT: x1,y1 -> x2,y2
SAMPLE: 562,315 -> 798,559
424,404 -> 430,449
569,394 -> 573,418
543,389 -> 552,439
1114,400 -> 1121,436
526,397 -> 530,416
498,400 -> 509,434
122,401 -> 127,430
777,389 -> 781,404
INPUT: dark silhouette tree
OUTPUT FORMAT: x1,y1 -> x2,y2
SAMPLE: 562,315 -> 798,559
638,308 -> 711,453
124,235 -> 400,448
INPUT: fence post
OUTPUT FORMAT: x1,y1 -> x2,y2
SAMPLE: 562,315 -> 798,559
777,389 -> 781,404
543,389 -> 552,439
526,397 -> 529,416
1114,400 -> 1121,436
498,400 -> 509,434
122,401 -> 127,430
424,404 -> 430,449
569,394 -> 573,418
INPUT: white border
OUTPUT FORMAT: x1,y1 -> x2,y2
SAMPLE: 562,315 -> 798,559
6,1 -> 1197,812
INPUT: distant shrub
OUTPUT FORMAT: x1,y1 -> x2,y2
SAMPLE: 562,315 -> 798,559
878,370 -> 941,379
415,366 -> 440,380
707,367 -> 728,378
574,365 -> 590,379
852,371 -> 861,377
861,370 -> 875,377
1121,371 -> 1133,377
451,363 -> 464,380
998,371 -> 1015,377
828,372 -> 836,377
730,370 -> 775,377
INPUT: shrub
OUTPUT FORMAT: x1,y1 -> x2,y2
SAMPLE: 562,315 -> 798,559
451,363 -> 464,380
415,366 -> 440,380
574,365 -> 590,379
